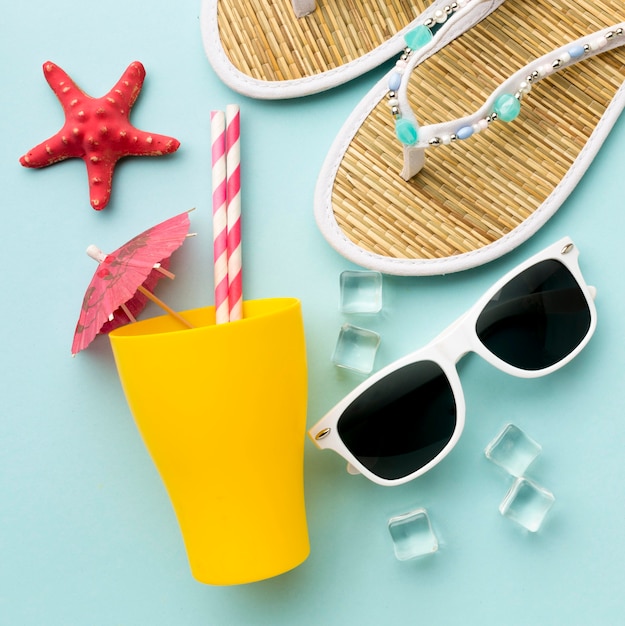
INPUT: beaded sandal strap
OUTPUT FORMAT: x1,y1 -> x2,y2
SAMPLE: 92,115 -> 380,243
389,23 -> 625,180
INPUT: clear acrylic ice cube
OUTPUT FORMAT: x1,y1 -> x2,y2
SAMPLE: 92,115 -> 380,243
485,423 -> 541,477
388,508 -> 438,561
339,270 -> 383,314
499,477 -> 555,532
331,324 -> 380,374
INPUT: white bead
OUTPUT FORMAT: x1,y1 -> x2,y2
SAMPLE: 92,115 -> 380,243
387,98 -> 399,108
477,119 -> 488,131
434,10 -> 446,23
442,134 -> 452,145
591,37 -> 607,51
395,60 -> 407,72
559,52 -> 571,64
518,80 -> 531,95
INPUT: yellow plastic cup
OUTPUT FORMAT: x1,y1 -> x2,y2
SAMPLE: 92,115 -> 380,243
109,298 -> 309,585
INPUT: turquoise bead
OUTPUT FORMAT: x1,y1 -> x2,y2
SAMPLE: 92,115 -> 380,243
493,93 -> 521,122
395,118 -> 418,145
404,25 -> 433,50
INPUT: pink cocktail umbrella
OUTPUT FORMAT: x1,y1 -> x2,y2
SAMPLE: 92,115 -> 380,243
72,210 -> 194,355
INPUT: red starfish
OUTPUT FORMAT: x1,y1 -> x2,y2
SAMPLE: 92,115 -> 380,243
19,61 -> 180,210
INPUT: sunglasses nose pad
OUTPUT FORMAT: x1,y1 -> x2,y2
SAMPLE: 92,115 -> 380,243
346,462 -> 361,475
588,285 -> 597,301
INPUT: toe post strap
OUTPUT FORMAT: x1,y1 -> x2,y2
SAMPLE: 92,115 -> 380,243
392,22 -> 625,180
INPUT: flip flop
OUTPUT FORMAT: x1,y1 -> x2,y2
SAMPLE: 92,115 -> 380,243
315,0 -> 625,275
201,0 -> 506,99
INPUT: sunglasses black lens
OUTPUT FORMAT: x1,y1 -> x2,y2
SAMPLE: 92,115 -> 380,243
337,360 -> 457,480
476,259 -> 591,370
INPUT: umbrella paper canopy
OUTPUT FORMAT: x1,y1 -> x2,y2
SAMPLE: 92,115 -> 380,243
72,210 -> 193,355
96,256 -> 173,334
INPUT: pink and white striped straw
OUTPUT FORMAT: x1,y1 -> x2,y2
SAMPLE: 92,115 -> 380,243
210,110 -> 229,324
225,104 -> 243,322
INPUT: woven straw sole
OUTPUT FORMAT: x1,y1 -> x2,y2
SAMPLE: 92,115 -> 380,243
215,0 -> 430,81
331,0 -> 625,263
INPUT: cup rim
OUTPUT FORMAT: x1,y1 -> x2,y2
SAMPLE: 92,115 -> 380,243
109,297 -> 301,340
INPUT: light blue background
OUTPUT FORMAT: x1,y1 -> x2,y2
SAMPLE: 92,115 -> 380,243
2,2 -> 624,624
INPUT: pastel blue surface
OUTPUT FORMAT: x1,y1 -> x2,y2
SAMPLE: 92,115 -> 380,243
2,2 -> 625,624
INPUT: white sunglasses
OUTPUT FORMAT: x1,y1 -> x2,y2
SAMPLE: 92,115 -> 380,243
309,238 -> 597,486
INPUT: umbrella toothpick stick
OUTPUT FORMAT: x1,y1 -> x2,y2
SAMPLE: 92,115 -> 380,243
136,285 -> 194,329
